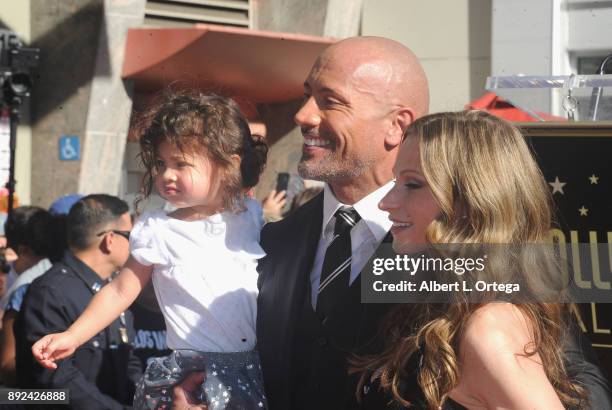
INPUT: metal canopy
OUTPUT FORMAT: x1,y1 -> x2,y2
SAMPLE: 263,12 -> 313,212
122,24 -> 334,104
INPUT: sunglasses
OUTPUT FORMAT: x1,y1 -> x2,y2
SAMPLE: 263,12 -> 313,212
96,230 -> 131,241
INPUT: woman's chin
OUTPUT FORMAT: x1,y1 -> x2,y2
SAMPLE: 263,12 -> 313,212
392,241 -> 429,256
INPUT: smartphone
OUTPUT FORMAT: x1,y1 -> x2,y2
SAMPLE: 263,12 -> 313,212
276,172 -> 290,192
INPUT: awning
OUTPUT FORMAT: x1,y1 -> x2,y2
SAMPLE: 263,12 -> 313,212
466,93 -> 566,122
122,24 -> 335,104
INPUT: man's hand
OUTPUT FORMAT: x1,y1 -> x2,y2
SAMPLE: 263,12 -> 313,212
262,190 -> 287,222
171,372 -> 207,410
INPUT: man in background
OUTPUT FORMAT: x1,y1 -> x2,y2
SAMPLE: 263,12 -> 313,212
0,206 -> 56,386
16,194 -> 142,410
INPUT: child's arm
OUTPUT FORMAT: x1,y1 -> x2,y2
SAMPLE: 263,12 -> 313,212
31,256 -> 152,369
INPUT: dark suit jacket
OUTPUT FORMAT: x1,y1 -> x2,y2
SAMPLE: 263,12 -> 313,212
256,193 -> 612,410
257,193 -> 324,409
257,192 -> 399,409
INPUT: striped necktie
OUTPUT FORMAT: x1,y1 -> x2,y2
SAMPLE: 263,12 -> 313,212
316,206 -> 361,318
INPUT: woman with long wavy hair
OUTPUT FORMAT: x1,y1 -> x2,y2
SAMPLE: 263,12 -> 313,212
355,111 -> 587,409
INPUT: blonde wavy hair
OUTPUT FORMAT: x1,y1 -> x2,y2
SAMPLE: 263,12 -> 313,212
354,111 -> 586,409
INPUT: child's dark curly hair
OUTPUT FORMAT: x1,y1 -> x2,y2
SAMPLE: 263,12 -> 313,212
135,90 -> 267,212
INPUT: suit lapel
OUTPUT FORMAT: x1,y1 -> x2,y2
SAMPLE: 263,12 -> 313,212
282,193 -> 323,310
259,193 -> 324,344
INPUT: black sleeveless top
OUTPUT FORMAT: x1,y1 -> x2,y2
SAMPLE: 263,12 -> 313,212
359,351 -> 468,410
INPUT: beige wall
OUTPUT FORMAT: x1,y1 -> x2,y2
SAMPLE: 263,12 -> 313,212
361,0 -> 491,113
0,0 -> 32,205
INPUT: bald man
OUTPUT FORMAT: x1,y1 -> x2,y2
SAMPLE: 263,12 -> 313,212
255,37 -> 428,410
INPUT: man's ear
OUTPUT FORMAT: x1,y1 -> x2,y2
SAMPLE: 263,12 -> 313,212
385,107 -> 415,147
230,154 -> 241,166
99,233 -> 112,255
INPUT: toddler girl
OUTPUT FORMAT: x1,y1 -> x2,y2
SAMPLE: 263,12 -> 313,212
32,91 -> 268,409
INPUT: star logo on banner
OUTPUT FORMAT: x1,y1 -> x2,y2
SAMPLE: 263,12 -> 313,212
578,206 -> 589,216
589,174 -> 599,184
549,176 -> 566,195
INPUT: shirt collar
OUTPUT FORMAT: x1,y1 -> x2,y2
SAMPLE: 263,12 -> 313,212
62,252 -> 107,292
321,180 -> 394,242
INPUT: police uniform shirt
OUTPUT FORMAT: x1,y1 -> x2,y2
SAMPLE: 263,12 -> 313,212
15,252 -> 142,410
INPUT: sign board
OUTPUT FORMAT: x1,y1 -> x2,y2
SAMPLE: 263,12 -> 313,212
522,123 -> 612,373
59,135 -> 80,161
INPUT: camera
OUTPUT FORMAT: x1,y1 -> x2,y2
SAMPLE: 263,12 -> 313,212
0,29 -> 39,105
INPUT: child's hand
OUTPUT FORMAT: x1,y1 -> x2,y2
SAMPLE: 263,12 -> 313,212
31,331 -> 80,369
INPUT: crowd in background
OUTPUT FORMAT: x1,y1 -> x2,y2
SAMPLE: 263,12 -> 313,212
0,186 -> 314,408
0,194 -> 166,408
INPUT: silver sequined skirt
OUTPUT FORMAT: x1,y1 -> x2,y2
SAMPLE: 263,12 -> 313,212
133,349 -> 267,410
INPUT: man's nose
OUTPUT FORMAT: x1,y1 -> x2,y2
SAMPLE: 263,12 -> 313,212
294,97 -> 321,128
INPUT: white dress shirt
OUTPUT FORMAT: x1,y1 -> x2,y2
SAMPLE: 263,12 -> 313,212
310,182 -> 393,307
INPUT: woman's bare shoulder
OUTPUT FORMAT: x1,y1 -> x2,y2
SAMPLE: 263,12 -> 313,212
451,303 -> 563,409
460,302 -> 534,358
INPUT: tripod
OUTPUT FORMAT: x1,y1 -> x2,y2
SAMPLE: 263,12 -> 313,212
0,29 -> 39,217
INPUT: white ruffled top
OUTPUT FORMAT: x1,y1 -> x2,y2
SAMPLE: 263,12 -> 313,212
130,198 -> 265,353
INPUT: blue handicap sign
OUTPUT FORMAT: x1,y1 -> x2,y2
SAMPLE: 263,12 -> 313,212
59,135 -> 80,161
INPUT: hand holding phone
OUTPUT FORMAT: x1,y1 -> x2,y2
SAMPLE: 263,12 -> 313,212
276,172 -> 290,193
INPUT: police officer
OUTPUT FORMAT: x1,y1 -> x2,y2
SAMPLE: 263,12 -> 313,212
15,194 -> 142,409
